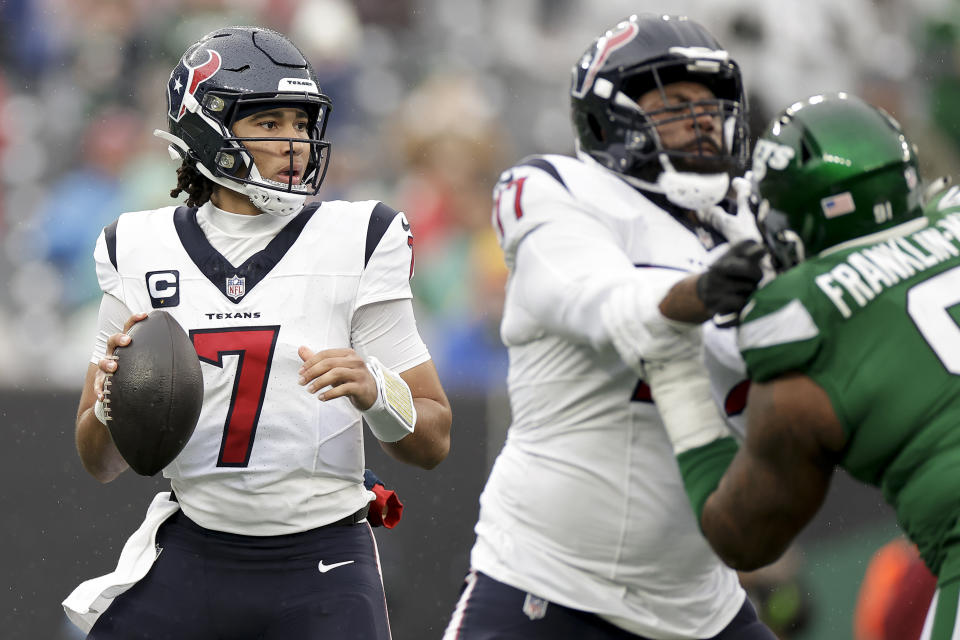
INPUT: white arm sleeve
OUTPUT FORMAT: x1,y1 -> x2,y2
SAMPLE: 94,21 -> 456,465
509,218 -> 641,348
90,293 -> 132,364
647,356 -> 731,455
351,298 -> 430,374
509,219 -> 691,364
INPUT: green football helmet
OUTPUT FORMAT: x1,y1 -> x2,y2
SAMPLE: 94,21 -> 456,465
752,93 -> 923,270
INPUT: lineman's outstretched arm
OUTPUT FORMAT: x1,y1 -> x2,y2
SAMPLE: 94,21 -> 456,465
659,239 -> 767,325
690,373 -> 845,570
510,217 -> 707,375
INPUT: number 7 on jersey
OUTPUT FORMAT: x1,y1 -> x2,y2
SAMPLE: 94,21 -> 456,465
493,173 -> 528,238
190,326 -> 280,467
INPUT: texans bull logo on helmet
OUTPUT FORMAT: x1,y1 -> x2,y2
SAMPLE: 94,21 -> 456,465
167,48 -> 222,122
571,21 -> 639,99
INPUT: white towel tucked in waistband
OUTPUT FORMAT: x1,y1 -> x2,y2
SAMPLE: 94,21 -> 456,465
62,492 -> 180,633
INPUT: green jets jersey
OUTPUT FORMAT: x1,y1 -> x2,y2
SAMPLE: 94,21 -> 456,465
739,187 -> 960,581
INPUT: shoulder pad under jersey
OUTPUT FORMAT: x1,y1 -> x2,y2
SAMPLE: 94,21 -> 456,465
738,268 -> 823,383
926,184 -> 960,216
94,206 -> 180,301
356,201 -> 415,308
491,154 -> 647,267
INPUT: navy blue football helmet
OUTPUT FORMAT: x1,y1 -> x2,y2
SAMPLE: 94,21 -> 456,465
155,26 -> 332,216
570,14 -> 749,209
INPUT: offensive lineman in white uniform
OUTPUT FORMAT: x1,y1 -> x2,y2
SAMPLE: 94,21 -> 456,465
64,26 -> 452,639
444,15 -> 771,640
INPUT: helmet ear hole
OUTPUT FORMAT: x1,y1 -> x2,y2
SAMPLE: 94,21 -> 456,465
799,139 -> 813,166
587,114 -> 605,143
215,150 -> 246,176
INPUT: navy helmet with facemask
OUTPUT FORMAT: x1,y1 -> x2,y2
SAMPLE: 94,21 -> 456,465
155,26 -> 333,216
570,14 -> 749,210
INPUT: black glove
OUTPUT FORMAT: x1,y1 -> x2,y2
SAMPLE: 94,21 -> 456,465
696,240 -> 767,323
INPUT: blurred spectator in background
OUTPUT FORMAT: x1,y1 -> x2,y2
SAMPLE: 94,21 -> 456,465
0,70 -> 7,238
854,538 -> 937,640
390,74 -> 511,390
0,0 -> 955,400
695,0 -> 915,126
739,547 -> 814,640
29,107 -> 146,309
3,2 -> 960,640
0,0 -> 61,81
922,10 -> 960,155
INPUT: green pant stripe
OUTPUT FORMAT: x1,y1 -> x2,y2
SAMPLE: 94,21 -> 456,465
930,582 -> 960,640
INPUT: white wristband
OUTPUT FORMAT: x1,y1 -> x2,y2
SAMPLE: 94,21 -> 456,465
647,356 -> 730,455
363,357 -> 417,442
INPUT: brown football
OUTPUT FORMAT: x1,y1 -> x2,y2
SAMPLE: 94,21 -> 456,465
104,310 -> 203,476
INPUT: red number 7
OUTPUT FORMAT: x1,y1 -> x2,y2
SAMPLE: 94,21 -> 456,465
493,175 -> 528,236
190,326 -> 280,467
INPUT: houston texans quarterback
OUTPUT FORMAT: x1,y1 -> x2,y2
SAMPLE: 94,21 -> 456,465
444,14 -> 772,640
63,26 -> 451,639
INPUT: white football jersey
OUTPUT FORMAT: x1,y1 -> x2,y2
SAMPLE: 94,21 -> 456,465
701,243 -> 752,440
94,200 -> 416,535
471,154 -> 745,638
704,320 -> 750,440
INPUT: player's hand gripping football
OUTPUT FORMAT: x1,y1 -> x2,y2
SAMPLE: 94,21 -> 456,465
94,312 -> 149,402
298,347 -> 378,410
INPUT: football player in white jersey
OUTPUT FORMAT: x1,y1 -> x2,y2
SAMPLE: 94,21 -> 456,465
443,14 -> 772,640
63,26 -> 451,639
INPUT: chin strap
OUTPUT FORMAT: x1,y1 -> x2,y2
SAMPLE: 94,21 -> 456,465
655,156 -> 730,210
605,153 -> 731,212
242,164 -> 308,217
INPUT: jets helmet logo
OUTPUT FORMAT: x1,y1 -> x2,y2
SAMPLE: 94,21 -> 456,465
168,48 -> 222,121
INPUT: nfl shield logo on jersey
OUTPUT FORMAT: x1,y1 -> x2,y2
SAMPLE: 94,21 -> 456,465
226,274 -> 245,300
522,593 -> 548,621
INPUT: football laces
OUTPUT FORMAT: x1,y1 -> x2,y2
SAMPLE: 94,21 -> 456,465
101,354 -> 119,422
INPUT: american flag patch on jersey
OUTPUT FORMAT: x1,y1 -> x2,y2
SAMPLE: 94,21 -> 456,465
821,192 -> 856,218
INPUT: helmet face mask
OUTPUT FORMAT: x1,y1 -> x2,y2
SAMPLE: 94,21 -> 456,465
157,27 -> 333,216
570,14 -> 749,207
216,98 -> 332,195
614,57 -> 747,177
757,199 -> 806,270
753,93 -> 924,270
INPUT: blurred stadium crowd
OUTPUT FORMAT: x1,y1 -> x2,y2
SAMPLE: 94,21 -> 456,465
2,0 -> 960,394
